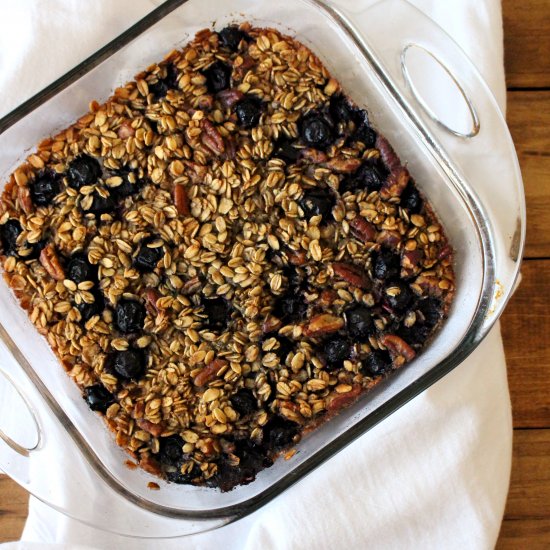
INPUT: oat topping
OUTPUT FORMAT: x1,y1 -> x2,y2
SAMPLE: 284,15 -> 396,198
0,23 -> 455,491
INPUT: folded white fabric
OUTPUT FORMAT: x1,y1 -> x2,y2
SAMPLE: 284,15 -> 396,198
0,1 -> 512,548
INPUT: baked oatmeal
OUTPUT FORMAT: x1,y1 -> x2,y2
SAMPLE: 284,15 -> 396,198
0,23 -> 455,491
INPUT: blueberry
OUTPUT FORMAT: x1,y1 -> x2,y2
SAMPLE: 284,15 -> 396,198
363,350 -> 392,376
263,416 -> 298,451
398,324 -> 431,348
329,94 -> 353,124
345,306 -> 374,340
67,154 -> 101,189
418,297 -> 442,328
235,96 -> 263,128
166,463 -> 201,485
134,239 -> 163,273
271,336 -> 294,363
203,60 -> 232,94
115,299 -> 146,334
31,171 -> 61,206
384,281 -> 413,312
281,265 -> 304,289
230,388 -> 257,416
351,109 -> 377,148
25,239 -> 47,261
67,254 -> 97,284
400,183 -> 423,214
87,192 -> 116,216
358,160 -> 387,192
83,385 -> 114,413
110,349 -> 147,380
149,63 -> 180,100
159,435 -> 184,466
218,26 -> 247,51
372,248 -> 401,280
300,115 -> 333,148
272,138 -> 301,163
201,297 -> 231,331
76,290 -> 105,323
323,337 -> 351,370
0,220 -> 22,256
272,292 -> 307,323
298,188 -> 334,219
110,168 -> 142,199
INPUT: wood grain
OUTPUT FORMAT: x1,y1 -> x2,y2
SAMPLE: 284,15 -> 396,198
503,0 -> 550,88
507,92 -> 550,258
0,475 -> 28,542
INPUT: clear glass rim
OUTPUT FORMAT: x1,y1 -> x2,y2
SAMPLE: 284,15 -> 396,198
0,0 -> 525,525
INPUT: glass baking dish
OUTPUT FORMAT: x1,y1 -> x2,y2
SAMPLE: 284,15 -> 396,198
0,0 -> 524,538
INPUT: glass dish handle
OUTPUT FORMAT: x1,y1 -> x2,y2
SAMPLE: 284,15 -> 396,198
326,0 -> 526,335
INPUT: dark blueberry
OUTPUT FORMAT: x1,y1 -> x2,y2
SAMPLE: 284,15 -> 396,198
215,440 -> 267,491
159,435 -> 184,466
351,109 -> 377,148
372,248 -> 401,281
166,463 -> 201,484
329,94 -> 353,124
281,265 -> 304,289
203,60 -> 232,94
86,192 -> 116,216
67,154 -> 101,189
76,290 -> 105,323
83,384 -> 114,413
323,337 -> 351,370
263,415 -> 298,451
110,169 -> 143,199
345,306 -> 374,340
111,349 -> 147,380
418,297 -> 442,328
400,182 -> 423,214
67,254 -> 97,284
24,239 -> 47,261
0,219 -> 22,256
363,350 -> 392,376
230,388 -> 257,416
133,239 -> 163,273
201,297 -> 231,331
272,292 -> 307,323
272,138 -> 301,163
149,64 -> 180,100
298,188 -> 334,220
235,96 -> 263,128
272,336 -> 294,363
31,171 -> 61,206
218,26 -> 247,51
398,324 -> 431,348
115,299 -> 146,334
300,115 -> 333,148
384,281 -> 413,312
356,159 -> 387,193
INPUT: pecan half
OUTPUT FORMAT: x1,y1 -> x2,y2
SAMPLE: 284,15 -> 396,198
376,230 -> 401,248
332,262 -> 370,289
350,216 -> 376,243
136,418 -> 164,438
326,384 -> 362,412
222,135 -> 237,160
324,157 -> 362,173
380,334 -> 416,362
300,148 -> 327,164
376,135 -> 402,172
304,314 -> 344,337
380,167 -> 410,199
40,244 -> 65,281
319,289 -> 338,307
193,358 -> 227,387
287,249 -> 307,266
144,288 -> 162,316
401,249 -> 423,277
173,184 -> 190,216
18,187 -> 33,215
217,88 -> 244,109
201,119 -> 225,156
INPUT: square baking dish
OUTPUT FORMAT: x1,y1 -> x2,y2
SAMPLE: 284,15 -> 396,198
0,0 -> 524,537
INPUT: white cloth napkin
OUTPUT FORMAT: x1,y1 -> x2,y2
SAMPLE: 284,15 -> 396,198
0,0 -> 512,548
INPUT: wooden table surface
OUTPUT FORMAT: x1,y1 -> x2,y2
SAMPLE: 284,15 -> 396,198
1,0 -> 549,545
